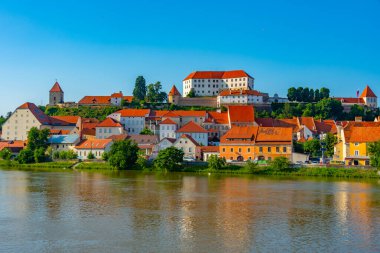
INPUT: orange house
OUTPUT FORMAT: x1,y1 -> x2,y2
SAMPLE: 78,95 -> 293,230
220,126 -> 293,162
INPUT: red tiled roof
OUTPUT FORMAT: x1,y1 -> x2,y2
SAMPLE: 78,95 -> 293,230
50,116 -> 80,124
207,111 -> 229,124
299,117 -> 316,132
116,109 -> 151,117
200,146 -> 219,153
79,96 -> 111,105
123,96 -> 133,103
168,85 -> 181,96
333,97 -> 365,104
111,92 -> 123,98
349,127 -> 380,142
0,140 -> 26,151
315,119 -> 337,134
221,126 -> 257,144
228,105 -> 255,124
360,85 -> 377,98
255,127 -> 293,143
219,89 -> 262,96
163,110 -> 207,118
177,121 -> 208,133
75,139 -> 112,149
159,118 -> 177,125
96,117 -> 122,127
184,70 -> 252,81
50,82 -> 63,92
17,102 -> 51,125
108,134 -> 129,141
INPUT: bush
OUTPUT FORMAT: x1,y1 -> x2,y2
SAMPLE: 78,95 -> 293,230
108,140 -> 139,170
243,160 -> 261,173
101,151 -> 109,161
53,151 -> 60,160
154,147 -> 184,172
87,152 -> 95,160
34,147 -> 47,163
207,155 -> 226,171
0,148 -> 12,160
270,157 -> 291,171
17,149 -> 35,164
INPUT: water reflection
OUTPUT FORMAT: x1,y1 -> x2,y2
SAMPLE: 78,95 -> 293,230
0,169 -> 380,252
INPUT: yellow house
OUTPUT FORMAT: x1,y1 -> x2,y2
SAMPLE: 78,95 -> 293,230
334,125 -> 380,166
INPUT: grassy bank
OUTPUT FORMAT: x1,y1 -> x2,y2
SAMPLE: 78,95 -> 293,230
0,160 -> 76,169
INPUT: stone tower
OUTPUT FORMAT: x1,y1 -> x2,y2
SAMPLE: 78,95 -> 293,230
49,81 -> 64,105
168,85 -> 181,105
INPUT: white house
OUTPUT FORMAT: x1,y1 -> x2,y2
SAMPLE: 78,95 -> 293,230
176,121 -> 208,146
75,139 -> 113,160
173,134 -> 201,160
159,118 -> 177,140
182,70 -> 254,97
157,137 -> 176,151
217,89 -> 264,107
108,109 -> 151,134
47,134 -> 80,152
95,118 -> 124,139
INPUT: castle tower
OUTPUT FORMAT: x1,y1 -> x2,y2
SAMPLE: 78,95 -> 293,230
49,81 -> 64,105
360,85 -> 377,108
168,85 -> 181,105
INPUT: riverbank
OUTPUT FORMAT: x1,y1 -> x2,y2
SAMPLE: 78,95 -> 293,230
0,160 -> 379,179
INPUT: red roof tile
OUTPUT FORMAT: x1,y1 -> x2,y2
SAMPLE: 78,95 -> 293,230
159,118 -> 177,125
177,121 -> 208,133
349,127 -> 380,142
228,105 -> 255,124
75,139 -> 112,149
360,85 -> 377,98
116,109 -> 151,117
108,134 -> 129,141
96,118 -> 122,127
184,70 -> 252,81
333,97 -> 365,104
50,82 -> 63,92
200,146 -> 219,152
207,111 -> 229,124
168,85 -> 181,96
50,116 -> 80,124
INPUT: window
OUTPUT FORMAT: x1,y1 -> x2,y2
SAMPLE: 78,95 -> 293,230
354,150 -> 359,156
268,147 -> 271,152
248,148 -> 250,152
189,147 -> 192,152
230,148 -> 233,152
283,147 -> 287,153
355,143 -> 359,146
259,147 -> 263,152
238,148 -> 241,152
276,147 -> 280,153
222,148 -> 225,152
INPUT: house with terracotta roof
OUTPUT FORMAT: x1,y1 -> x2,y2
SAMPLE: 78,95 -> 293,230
202,111 -> 230,143
176,121 -> 208,146
127,134 -> 159,158
173,134 -> 201,160
0,140 -> 26,155
78,91 -> 133,107
200,146 -> 220,161
108,109 -> 151,134
333,85 -> 377,110
220,126 -> 293,162
75,138 -> 113,160
161,110 -> 207,128
159,118 -> 177,140
49,81 -> 64,105
182,70 -> 254,97
217,89 -> 266,107
227,105 -> 256,127
95,118 -> 124,139
334,120 -> 380,165
157,137 -> 176,151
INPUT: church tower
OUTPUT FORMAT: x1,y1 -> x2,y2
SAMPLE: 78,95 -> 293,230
49,81 -> 64,105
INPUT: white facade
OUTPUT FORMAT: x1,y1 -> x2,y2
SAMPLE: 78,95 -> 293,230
109,113 -> 148,134
173,136 -> 200,160
76,147 -> 110,160
175,132 -> 208,146
217,93 -> 264,107
158,138 -> 175,151
96,126 -> 124,139
159,123 -> 177,140
183,71 -> 254,97
2,108 -> 45,141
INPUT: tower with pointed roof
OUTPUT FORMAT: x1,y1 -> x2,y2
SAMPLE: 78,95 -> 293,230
168,85 -> 181,105
49,81 -> 64,105
360,85 -> 377,108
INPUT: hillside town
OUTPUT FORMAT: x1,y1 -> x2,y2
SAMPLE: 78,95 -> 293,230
0,70 -> 379,167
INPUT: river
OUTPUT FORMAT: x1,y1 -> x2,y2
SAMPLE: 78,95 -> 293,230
0,169 -> 380,252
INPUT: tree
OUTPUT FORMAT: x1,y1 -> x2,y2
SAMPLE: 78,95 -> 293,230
133,76 -> 147,101
270,157 -> 291,171
0,148 -> 12,160
207,155 -> 226,171
295,87 -> 304,102
146,81 -> 167,103
87,152 -> 95,160
302,103 -> 314,117
314,89 -> 321,102
27,127 -> 50,151
287,87 -> 297,101
320,87 -> 330,99
108,140 -> 139,170
301,88 -> 310,102
187,88 -> 196,98
304,139 -> 321,157
34,147 -> 47,163
101,151 -> 109,161
154,146 -> 184,172
324,133 -> 337,157
53,151 -> 60,160
140,127 -> 154,135
17,149 -> 35,164
308,89 -> 315,103
349,104 -> 365,120
368,141 -> 380,167
315,98 -> 343,119
244,160 -> 260,173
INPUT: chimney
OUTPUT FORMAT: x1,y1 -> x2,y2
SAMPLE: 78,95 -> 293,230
355,116 -> 362,122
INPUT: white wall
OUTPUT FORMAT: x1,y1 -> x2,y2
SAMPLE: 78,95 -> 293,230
176,132 -> 208,146
159,124 -> 176,140
96,127 -> 123,139
2,109 -> 42,141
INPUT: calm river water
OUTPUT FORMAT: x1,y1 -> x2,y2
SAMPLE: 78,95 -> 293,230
1,169 -> 380,252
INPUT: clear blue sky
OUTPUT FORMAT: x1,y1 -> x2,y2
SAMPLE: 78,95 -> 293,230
0,0 -> 379,115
